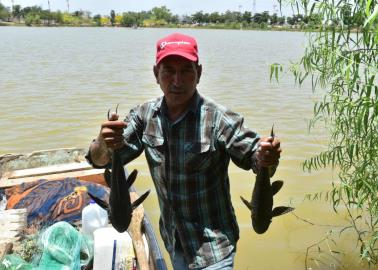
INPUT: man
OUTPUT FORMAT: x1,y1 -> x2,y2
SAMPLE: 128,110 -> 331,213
87,33 -> 281,270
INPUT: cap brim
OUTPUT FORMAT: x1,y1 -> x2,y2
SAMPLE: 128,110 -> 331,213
156,51 -> 198,65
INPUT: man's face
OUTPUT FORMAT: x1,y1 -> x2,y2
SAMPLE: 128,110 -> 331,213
154,55 -> 202,108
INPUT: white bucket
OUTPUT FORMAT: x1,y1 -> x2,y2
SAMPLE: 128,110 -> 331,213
93,227 -> 136,270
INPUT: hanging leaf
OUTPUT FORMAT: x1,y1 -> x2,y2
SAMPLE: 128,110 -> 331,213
364,4 -> 378,27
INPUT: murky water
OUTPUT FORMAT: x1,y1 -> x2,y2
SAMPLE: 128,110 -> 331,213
0,27 -> 372,269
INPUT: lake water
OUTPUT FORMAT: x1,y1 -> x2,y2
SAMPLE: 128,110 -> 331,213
0,27 -> 370,269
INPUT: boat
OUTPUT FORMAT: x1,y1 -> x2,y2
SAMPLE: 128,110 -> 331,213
0,148 -> 167,270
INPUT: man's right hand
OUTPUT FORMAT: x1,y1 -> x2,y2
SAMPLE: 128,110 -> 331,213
89,111 -> 127,167
100,112 -> 127,150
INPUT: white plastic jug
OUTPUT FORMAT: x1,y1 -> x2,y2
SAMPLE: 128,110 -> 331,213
81,199 -> 108,237
93,227 -> 136,270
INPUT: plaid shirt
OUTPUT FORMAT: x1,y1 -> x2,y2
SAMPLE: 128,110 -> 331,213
95,92 -> 260,268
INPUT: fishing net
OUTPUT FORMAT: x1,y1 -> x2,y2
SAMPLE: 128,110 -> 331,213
35,221 -> 93,270
0,254 -> 33,270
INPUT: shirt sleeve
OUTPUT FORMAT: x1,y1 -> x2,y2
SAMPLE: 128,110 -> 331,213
118,106 -> 145,165
85,106 -> 145,169
216,109 -> 260,172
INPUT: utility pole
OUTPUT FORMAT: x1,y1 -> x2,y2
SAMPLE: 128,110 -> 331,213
66,0 -> 69,13
273,4 -> 278,14
252,0 -> 256,15
47,0 -> 51,25
11,0 -> 14,21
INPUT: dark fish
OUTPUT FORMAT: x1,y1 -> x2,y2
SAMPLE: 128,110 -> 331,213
89,153 -> 150,232
240,126 -> 294,234
89,105 -> 150,232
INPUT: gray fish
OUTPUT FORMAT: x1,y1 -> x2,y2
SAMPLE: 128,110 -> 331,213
240,126 -> 294,234
89,154 -> 150,232
88,105 -> 150,232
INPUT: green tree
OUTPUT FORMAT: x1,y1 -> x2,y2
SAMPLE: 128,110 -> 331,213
208,12 -> 222,23
276,0 -> 378,265
192,11 -> 205,23
110,9 -> 115,26
93,14 -> 101,26
40,9 -> 51,25
12,4 -> 22,22
191,11 -> 211,24
261,11 -> 270,23
52,11 -> 63,24
0,3 -> 10,21
73,10 -> 83,17
270,13 -> 279,25
151,6 -> 172,23
252,11 -> 270,24
25,13 -> 40,25
340,3 -> 353,25
170,14 -> 179,24
223,10 -> 242,24
121,11 -> 139,27
303,13 -> 322,27
242,11 -> 252,23
277,16 -> 285,25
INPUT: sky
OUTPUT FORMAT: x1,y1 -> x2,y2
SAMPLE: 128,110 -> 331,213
0,0 -> 294,16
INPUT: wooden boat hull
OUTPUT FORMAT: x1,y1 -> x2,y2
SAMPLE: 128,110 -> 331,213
0,148 -> 167,270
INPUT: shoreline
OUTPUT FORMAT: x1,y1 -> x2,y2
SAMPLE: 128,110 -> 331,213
0,21 -> 316,32
1,21 -> 360,33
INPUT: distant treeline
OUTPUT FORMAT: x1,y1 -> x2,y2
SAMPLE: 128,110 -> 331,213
0,4 -> 358,29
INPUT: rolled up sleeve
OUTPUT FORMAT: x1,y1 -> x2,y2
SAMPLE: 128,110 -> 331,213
118,106 -> 145,165
216,110 -> 260,172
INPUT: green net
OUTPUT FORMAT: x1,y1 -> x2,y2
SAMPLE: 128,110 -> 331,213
36,221 -> 93,270
0,222 -> 93,270
0,254 -> 33,270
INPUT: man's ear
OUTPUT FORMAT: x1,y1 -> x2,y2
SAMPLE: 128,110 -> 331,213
197,64 -> 202,84
153,65 -> 159,84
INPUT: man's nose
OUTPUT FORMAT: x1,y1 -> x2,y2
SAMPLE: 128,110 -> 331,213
173,71 -> 182,86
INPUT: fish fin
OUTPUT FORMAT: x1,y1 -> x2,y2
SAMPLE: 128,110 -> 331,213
104,168 -> 112,187
272,206 -> 294,217
240,196 -> 253,211
87,192 -> 109,211
132,189 -> 151,210
126,169 -> 138,189
271,180 -> 284,195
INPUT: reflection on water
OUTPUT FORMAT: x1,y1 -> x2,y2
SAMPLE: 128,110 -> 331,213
0,27 -> 370,269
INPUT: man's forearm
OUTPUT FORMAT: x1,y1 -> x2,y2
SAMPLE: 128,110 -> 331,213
89,136 -> 112,167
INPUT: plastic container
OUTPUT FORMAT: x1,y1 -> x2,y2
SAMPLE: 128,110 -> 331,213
0,195 -> 7,211
93,227 -> 136,270
81,200 -> 108,237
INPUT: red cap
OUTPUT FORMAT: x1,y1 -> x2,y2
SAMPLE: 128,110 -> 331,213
156,33 -> 198,65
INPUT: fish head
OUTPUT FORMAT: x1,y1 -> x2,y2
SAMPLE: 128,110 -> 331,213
252,216 -> 271,234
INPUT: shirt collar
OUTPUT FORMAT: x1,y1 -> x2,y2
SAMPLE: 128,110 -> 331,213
153,90 -> 200,116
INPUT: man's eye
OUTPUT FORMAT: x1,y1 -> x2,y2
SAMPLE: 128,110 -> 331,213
163,68 -> 174,74
182,68 -> 194,73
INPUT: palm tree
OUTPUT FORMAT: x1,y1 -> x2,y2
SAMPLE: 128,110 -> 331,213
13,4 -> 21,23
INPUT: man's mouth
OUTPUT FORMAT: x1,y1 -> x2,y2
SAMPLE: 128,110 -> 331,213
169,88 -> 185,94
